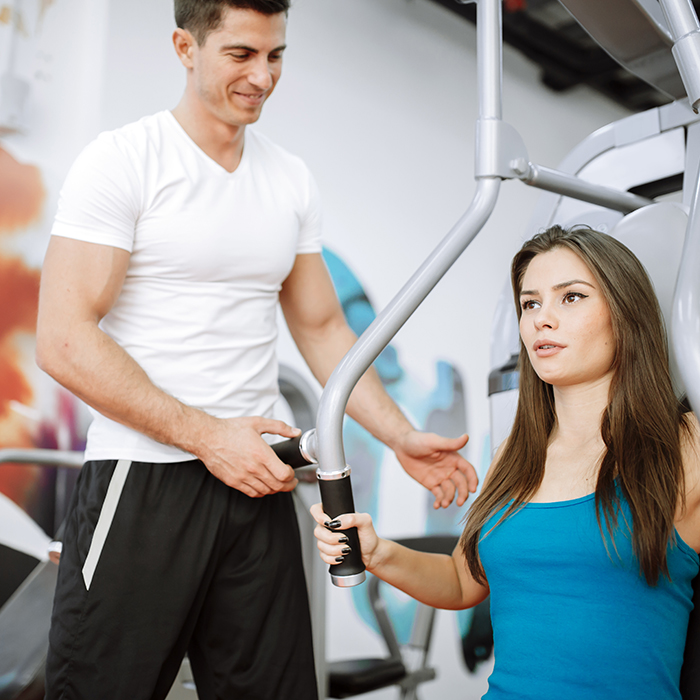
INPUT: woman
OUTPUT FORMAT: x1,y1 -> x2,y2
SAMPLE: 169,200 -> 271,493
312,225 -> 700,699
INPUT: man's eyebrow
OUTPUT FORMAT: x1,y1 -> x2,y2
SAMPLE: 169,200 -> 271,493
219,43 -> 287,53
519,279 -> 595,296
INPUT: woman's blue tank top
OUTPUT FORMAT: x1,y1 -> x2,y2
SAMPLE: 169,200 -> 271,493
478,490 -> 699,700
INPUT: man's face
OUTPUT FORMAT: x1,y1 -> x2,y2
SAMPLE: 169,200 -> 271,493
187,7 -> 286,128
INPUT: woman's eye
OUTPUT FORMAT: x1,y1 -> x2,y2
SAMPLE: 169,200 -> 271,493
563,292 -> 586,304
521,299 -> 538,311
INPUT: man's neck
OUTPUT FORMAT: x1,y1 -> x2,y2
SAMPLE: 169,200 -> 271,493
171,98 -> 246,173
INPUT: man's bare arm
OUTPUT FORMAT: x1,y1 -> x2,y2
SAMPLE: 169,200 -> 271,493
279,253 -> 478,507
36,236 -> 299,496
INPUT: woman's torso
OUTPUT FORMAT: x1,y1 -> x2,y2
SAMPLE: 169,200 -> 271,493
478,489 -> 699,700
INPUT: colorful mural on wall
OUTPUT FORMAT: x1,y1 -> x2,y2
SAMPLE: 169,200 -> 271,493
0,0 -> 88,537
0,147 -> 45,520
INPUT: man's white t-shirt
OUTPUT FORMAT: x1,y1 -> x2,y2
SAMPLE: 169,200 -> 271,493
51,111 -> 322,463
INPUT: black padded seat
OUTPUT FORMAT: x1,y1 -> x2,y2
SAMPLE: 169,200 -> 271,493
329,658 -> 407,698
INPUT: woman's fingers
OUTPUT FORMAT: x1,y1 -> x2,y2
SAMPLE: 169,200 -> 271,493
314,522 -> 353,564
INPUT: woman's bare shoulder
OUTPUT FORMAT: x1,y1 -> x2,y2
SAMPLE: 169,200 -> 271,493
681,411 -> 700,503
677,412 -> 700,551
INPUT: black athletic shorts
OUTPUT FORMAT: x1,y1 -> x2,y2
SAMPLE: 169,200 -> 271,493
45,459 -> 317,700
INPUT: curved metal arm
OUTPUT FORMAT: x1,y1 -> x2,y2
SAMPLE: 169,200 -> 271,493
315,178 -> 500,474
315,0 -> 504,476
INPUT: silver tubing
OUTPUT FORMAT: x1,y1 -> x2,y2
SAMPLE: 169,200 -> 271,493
315,0 -> 503,475
660,0 -> 700,39
660,0 -> 700,409
316,466 -> 351,481
331,571 -> 367,588
659,0 -> 700,111
315,178 -> 500,473
478,0 -> 503,121
299,429 -> 318,464
0,448 -> 84,469
514,161 -> 653,214
672,159 -> 700,414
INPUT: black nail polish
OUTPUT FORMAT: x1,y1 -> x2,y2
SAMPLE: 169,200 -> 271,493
338,536 -> 349,544
326,519 -> 341,529
335,556 -> 345,563
341,547 -> 351,554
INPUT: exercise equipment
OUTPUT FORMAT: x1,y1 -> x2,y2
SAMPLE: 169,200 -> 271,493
306,0 -> 699,593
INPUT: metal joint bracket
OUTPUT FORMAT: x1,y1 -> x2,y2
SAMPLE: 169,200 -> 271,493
475,119 -> 529,179
316,466 -> 351,481
672,31 -> 700,112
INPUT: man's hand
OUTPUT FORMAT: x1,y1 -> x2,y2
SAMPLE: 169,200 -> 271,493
391,431 -> 478,509
196,416 -> 301,498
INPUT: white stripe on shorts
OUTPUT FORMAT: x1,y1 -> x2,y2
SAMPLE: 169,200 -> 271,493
82,459 -> 132,591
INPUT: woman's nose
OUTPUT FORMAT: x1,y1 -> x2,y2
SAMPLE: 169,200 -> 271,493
533,304 -> 557,330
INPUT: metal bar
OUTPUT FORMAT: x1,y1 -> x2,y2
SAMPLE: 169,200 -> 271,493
659,0 -> 700,410
0,449 -> 84,469
315,179 -> 500,473
659,0 -> 700,111
514,161 -> 653,214
672,155 -> 700,414
315,0 -> 503,475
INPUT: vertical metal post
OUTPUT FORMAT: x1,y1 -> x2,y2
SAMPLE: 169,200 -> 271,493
659,0 -> 700,111
315,0 -> 503,586
658,0 -> 700,412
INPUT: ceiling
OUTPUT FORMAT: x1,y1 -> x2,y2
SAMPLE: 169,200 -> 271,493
425,0 -> 696,112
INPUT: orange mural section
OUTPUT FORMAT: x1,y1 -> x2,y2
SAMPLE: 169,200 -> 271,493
0,146 -> 45,515
0,148 -> 45,232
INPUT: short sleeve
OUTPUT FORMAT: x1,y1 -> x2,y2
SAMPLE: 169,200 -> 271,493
51,132 -> 142,252
295,167 -> 323,255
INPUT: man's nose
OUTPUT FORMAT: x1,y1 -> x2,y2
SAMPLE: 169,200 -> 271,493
248,57 -> 274,90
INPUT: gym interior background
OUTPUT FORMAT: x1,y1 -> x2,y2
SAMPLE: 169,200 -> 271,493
0,0 -> 633,697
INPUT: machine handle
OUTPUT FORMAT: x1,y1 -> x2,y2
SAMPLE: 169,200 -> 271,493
318,473 -> 366,587
270,432 -> 317,469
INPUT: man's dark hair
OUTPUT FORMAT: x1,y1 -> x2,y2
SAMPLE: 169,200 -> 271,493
175,0 -> 290,45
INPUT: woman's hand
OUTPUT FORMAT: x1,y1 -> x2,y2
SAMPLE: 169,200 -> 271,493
310,502 -> 384,571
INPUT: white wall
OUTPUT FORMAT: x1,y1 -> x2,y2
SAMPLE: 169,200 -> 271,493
1,0 -> 630,697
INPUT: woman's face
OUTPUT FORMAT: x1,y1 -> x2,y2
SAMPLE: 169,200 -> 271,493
518,247 -> 616,389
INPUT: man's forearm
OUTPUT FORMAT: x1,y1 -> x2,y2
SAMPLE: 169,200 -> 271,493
36,320 -> 212,457
293,320 -> 413,448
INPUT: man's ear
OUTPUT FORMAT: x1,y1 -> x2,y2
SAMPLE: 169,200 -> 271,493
173,28 -> 196,68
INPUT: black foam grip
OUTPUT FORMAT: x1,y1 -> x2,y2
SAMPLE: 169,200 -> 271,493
318,475 -> 366,580
270,435 -> 314,469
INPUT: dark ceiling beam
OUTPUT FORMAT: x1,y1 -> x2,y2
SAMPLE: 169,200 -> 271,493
423,0 -> 672,111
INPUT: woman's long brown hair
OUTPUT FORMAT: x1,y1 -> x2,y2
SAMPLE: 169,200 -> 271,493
461,225 -> 691,586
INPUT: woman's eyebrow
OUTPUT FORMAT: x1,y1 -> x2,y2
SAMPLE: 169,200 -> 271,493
520,279 -> 595,297
552,279 -> 595,290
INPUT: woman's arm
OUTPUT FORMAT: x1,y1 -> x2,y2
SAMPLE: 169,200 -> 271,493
310,503 -> 489,610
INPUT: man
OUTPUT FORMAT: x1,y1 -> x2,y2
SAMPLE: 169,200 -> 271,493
36,1 -> 477,698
